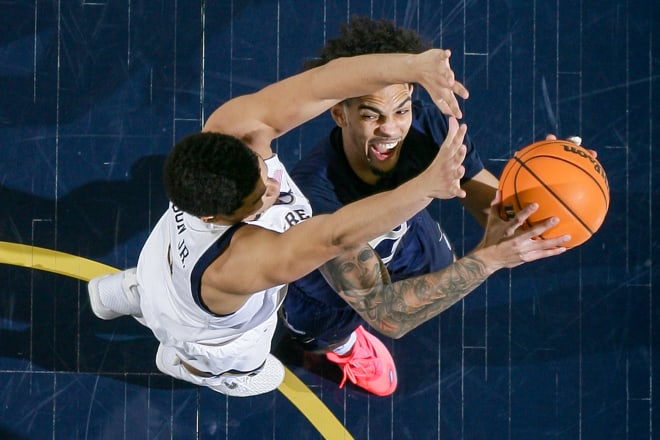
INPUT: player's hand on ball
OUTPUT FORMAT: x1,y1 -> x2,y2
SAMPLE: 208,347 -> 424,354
545,133 -> 596,157
477,191 -> 570,269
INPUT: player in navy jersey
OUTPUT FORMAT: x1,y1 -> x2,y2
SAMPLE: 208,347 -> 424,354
86,48 -> 498,398
280,17 -> 566,396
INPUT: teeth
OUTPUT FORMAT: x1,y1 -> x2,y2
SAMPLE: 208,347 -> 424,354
373,142 -> 398,151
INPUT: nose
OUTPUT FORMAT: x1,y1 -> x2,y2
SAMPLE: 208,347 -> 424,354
376,116 -> 399,137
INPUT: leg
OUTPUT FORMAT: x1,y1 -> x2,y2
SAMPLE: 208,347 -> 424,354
282,279 -> 397,396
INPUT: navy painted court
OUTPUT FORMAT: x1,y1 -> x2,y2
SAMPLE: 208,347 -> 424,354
1,1 -> 657,439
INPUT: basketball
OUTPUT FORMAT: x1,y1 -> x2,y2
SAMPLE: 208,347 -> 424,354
498,139 -> 610,248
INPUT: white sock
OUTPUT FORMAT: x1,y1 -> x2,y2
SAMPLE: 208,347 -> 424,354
332,331 -> 357,356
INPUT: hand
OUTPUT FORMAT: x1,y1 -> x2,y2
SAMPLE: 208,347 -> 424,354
477,191 -> 570,269
545,133 -> 597,158
415,49 -> 469,119
420,116 -> 468,199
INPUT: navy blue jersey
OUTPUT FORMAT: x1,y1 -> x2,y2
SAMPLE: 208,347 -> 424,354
282,101 -> 485,350
291,100 -> 484,214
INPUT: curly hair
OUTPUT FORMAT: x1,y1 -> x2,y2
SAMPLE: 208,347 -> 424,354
303,16 -> 432,70
163,132 -> 260,217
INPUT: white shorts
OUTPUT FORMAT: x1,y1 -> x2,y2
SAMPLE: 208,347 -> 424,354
155,311 -> 278,379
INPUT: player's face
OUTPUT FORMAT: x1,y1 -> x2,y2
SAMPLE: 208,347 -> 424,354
242,158 -> 282,222
333,84 -> 413,184
210,157 -> 281,224
214,158 -> 268,224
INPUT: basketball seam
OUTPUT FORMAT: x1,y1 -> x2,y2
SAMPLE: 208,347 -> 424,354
513,156 -> 595,236
516,152 -> 610,205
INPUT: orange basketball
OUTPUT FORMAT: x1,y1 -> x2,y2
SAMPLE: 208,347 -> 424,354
498,139 -> 610,248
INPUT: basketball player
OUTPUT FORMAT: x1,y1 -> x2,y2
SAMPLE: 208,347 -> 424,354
86,49 -> 485,397
281,17 -> 570,396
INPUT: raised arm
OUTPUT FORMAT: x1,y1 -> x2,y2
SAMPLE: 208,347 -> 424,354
317,194 -> 570,338
202,49 -> 469,159
206,118 -> 468,303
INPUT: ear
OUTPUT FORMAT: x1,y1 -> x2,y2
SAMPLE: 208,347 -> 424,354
330,103 -> 347,127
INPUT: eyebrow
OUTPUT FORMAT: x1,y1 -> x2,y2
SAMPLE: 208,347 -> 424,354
357,96 -> 412,114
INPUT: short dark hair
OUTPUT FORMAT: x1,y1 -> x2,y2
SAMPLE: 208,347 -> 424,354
303,16 -> 432,70
163,132 -> 260,217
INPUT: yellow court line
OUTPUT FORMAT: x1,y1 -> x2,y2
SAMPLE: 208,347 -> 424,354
0,241 -> 353,440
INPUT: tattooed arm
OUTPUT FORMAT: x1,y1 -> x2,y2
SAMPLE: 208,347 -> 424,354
319,244 -> 492,338
318,195 -> 571,339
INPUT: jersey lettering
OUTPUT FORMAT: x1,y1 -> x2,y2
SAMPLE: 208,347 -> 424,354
172,206 -> 187,234
284,209 -> 311,227
172,205 -> 189,267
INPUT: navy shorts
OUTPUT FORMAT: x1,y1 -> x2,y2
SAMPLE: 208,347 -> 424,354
281,210 -> 455,351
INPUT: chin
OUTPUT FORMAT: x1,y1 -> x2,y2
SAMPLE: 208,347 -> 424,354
369,163 -> 397,178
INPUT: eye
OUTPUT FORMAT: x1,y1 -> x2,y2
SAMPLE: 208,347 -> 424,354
396,108 -> 411,116
360,112 -> 379,120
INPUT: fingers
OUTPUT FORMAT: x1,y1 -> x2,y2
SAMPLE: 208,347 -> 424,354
452,80 -> 470,100
423,49 -> 469,119
442,117 -> 468,159
565,135 -> 597,158
521,245 -> 568,262
566,136 -> 582,146
428,117 -> 468,199
507,217 -> 570,264
435,83 -> 468,119
513,202 -> 539,225
523,215 -> 559,239
438,49 -> 470,99
435,96 -> 461,119
445,115 -> 459,137
449,123 -> 468,198
518,216 -> 571,248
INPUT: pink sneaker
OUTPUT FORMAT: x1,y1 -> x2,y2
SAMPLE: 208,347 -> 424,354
325,325 -> 397,396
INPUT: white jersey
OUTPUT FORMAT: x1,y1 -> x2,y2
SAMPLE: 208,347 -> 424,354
135,154 -> 311,371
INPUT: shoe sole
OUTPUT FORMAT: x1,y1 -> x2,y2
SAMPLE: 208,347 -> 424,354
156,345 -> 284,397
216,355 -> 285,397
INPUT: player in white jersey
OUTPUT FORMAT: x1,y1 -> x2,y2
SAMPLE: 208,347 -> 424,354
91,154 -> 312,395
87,50 -> 568,398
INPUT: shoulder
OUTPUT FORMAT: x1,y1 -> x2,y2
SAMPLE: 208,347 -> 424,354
292,130 -> 340,178
411,99 -> 451,138
410,98 -> 478,152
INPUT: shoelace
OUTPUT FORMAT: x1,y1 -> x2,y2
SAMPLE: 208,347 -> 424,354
338,345 -> 383,388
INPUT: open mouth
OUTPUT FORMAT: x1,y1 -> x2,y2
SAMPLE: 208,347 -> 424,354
369,140 -> 399,161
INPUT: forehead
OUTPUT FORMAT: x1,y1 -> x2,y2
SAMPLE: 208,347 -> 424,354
348,84 -> 412,110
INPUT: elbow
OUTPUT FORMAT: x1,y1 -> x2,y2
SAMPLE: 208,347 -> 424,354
375,321 -> 409,340
328,232 -> 362,256
389,328 -> 409,340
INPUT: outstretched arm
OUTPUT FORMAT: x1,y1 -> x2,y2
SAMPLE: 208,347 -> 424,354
212,118 -> 468,300
318,194 -> 570,339
203,49 -> 469,159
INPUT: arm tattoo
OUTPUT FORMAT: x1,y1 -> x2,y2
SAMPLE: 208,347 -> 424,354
319,244 -> 492,338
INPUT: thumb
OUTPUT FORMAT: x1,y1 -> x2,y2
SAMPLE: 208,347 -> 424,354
490,189 -> 502,207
